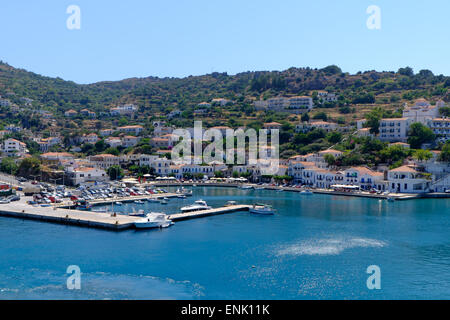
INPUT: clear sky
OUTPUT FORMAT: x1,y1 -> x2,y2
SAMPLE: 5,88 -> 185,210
1,0 -> 449,84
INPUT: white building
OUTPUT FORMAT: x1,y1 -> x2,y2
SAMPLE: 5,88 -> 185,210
254,96 -> 313,114
402,99 -> 440,124
1,138 -> 28,155
66,167 -> 108,186
387,165 -> 431,193
343,167 -> 385,190
427,118 -> 450,143
110,104 -> 138,116
316,91 -> 337,103
118,125 -> 144,135
379,118 -> 412,142
88,154 -> 120,169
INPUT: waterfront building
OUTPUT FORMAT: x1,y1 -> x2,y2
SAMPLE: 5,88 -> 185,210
343,166 -> 385,190
387,165 -> 431,193
66,167 -> 108,186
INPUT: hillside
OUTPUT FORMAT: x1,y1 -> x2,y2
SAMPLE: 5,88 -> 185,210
1,61 -> 449,123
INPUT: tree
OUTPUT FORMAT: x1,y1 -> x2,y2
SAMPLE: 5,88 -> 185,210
379,145 -> 411,164
301,112 -> 310,122
17,157 -> 41,178
326,131 -> 342,144
107,165 -> 123,180
323,154 -> 336,167
0,157 -> 18,175
440,141 -> 450,162
413,149 -> 433,162
407,123 -> 435,149
398,67 -> 414,77
365,108 -> 383,134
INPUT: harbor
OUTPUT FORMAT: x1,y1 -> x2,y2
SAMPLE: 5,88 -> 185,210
0,195 -> 252,230
1,185 -> 450,299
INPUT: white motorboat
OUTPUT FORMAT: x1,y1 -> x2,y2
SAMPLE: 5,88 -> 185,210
148,198 -> 159,202
225,200 -> 237,206
250,204 -> 275,215
134,200 -> 145,204
239,185 -> 254,190
300,190 -> 313,195
115,201 -> 123,205
180,200 -> 211,213
134,213 -> 174,229
160,199 -> 168,205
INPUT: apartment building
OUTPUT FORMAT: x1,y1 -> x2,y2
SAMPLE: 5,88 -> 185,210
379,118 -> 412,142
427,118 -> 450,143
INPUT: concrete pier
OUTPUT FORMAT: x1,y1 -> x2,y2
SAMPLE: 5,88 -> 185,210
168,205 -> 251,221
0,198 -> 251,231
0,200 -> 138,230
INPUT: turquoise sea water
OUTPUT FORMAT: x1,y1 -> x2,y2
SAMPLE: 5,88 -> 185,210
0,186 -> 449,299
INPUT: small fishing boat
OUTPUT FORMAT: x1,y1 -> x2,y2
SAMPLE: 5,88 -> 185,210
160,200 -> 168,205
225,200 -> 237,207
134,200 -> 145,204
134,213 -> 174,229
300,190 -> 313,195
115,201 -> 123,206
148,198 -> 159,202
276,189 -> 284,192
250,204 -> 275,215
238,185 -> 254,190
387,197 -> 395,202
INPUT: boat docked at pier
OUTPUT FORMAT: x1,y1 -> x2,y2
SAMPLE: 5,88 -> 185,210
250,204 -> 275,215
134,213 -> 174,229
180,200 -> 211,213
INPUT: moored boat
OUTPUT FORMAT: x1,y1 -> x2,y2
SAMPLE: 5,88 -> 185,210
134,213 -> 174,229
250,204 -> 275,215
180,200 -> 211,213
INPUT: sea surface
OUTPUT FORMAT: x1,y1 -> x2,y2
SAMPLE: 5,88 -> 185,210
0,186 -> 449,299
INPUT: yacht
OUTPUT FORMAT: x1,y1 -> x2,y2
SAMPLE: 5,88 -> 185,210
180,200 -> 211,213
250,204 -> 275,215
134,213 -> 174,229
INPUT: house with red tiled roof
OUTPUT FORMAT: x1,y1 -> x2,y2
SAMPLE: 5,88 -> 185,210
387,165 -> 431,193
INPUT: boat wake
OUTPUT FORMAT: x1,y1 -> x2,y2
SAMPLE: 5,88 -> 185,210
277,237 -> 387,256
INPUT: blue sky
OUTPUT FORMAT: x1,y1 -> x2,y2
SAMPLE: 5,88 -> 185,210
0,0 -> 449,84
